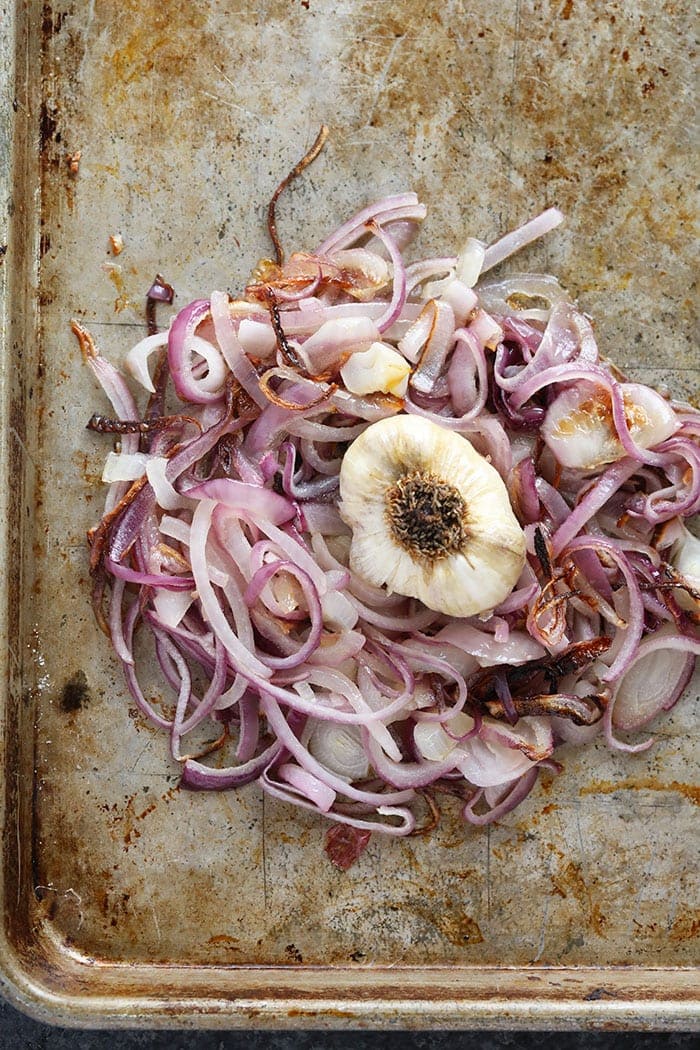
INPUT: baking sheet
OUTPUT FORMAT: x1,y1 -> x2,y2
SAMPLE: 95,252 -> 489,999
0,0 -> 698,1029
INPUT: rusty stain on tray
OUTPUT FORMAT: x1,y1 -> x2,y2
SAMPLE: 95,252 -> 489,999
0,0 -> 698,1031
581,778 -> 700,806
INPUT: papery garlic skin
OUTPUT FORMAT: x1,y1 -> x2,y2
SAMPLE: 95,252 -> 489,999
338,416 -> 526,618
340,341 -> 411,397
543,381 -> 679,470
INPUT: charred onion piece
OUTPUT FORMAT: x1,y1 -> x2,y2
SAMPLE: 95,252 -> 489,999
485,692 -> 606,726
267,125 -> 329,266
86,413 -> 201,435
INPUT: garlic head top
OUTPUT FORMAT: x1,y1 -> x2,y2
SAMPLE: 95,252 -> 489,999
338,416 -> 526,618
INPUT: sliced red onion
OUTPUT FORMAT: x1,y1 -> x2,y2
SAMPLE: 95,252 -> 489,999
481,208 -> 564,274
408,301 -> 456,394
210,289 -> 269,407
277,763 -> 337,811
261,692 -> 414,806
365,221 -> 407,333
84,189 -> 698,852
307,721 -> 370,781
262,772 -> 416,835
316,193 -> 425,254
405,257 -> 457,295
462,766 -> 540,825
435,622 -> 546,666
297,315 -> 379,375
602,701 -> 655,755
610,626 -> 700,731
106,557 -> 194,590
364,732 -> 467,789
509,456 -> 541,524
551,459 -> 638,556
186,477 -> 295,526
168,299 -> 225,404
468,309 -> 503,350
447,329 -> 488,418
189,500 -> 271,680
478,273 -> 568,325
562,536 -> 645,682
181,739 -> 283,790
245,560 -> 323,670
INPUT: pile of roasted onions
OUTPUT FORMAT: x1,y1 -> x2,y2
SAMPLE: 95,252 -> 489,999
79,180 -> 699,868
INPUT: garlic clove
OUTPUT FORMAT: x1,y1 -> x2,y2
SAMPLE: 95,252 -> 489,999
298,316 -> 380,375
102,451 -> 149,483
543,381 -> 679,470
340,341 -> 411,397
670,527 -> 700,611
338,415 -> 526,618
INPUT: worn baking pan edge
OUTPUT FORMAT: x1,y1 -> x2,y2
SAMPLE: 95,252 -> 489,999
0,0 -> 698,1032
2,936 -> 700,1032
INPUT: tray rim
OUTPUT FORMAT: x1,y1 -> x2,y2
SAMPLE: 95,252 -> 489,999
0,0 -> 698,1031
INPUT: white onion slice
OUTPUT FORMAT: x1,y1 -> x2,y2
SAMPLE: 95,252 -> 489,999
439,278 -> 478,327
320,591 -> 359,631
456,715 -> 553,788
329,248 -> 391,300
612,626 -> 698,730
153,588 -> 194,629
277,762 -> 336,811
436,623 -> 546,666
457,736 -> 538,788
146,456 -> 190,511
477,273 -> 568,324
468,309 -> 503,350
298,316 -> 379,373
188,333 -> 228,393
307,722 -> 370,781
456,238 -> 486,287
125,331 -> 169,392
481,208 -> 564,274
237,318 -> 277,359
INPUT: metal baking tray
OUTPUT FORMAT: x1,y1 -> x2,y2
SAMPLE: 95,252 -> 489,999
1,0 -> 697,1030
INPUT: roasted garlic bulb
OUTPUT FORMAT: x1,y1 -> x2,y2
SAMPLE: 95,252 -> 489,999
338,416 -> 526,617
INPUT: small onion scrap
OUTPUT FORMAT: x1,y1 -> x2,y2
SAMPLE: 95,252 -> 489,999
80,186 -> 699,866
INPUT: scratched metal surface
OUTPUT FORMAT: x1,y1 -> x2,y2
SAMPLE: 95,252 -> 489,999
0,0 -> 698,1031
